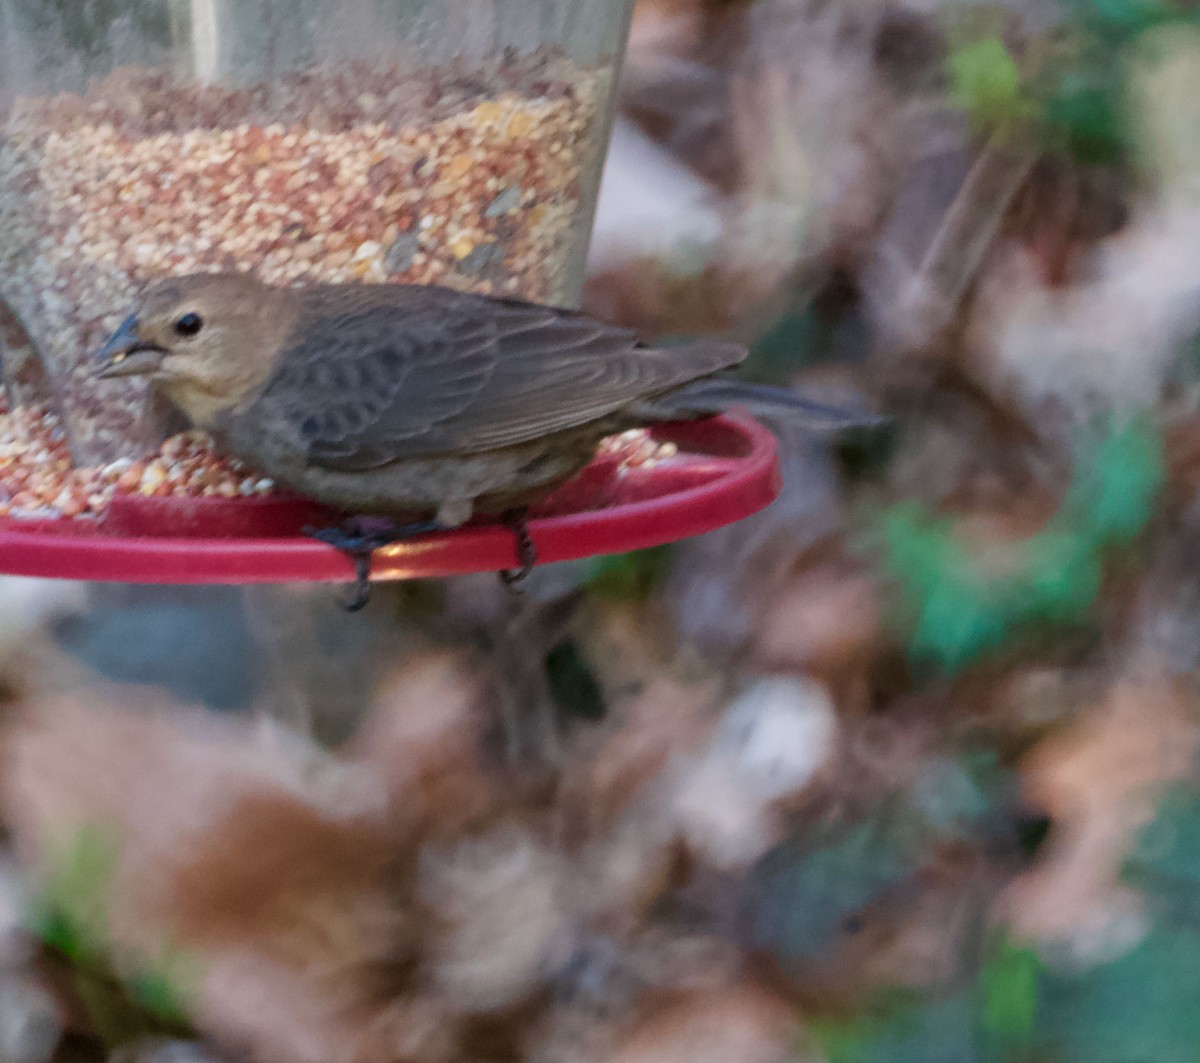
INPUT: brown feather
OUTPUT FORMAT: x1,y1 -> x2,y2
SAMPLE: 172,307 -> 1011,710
222,283 -> 746,468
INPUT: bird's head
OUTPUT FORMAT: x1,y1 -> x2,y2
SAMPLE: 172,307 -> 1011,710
93,273 -> 295,425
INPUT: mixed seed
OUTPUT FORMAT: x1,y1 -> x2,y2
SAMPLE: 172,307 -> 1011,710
0,52 -> 611,469
0,400 -> 673,524
0,403 -> 270,521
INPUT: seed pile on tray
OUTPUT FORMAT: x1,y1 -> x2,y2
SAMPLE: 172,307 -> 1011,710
597,428 -> 679,469
0,51 -> 610,464
0,397 -> 674,523
0,401 -> 273,520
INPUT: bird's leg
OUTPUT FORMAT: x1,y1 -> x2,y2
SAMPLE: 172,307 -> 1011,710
303,517 -> 442,612
345,553 -> 373,613
499,507 -> 537,591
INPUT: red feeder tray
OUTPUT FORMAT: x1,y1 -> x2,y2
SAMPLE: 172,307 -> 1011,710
0,415 -> 780,584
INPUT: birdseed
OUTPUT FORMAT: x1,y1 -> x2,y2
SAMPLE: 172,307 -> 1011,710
0,50 -> 611,466
0,394 -> 671,524
0,400 -> 270,522
597,429 -> 679,469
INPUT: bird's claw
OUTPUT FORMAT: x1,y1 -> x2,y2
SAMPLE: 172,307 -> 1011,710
303,519 -> 441,612
305,511 -> 536,608
499,508 -> 537,592
344,553 -> 373,612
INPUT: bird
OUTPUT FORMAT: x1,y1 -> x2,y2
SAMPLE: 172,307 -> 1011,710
93,273 -> 877,608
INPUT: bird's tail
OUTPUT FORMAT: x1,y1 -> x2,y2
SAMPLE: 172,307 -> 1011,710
635,374 -> 884,430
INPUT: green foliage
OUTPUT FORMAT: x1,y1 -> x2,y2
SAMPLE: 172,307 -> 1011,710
813,922 -> 1200,1062
32,824 -> 119,962
30,825 -> 198,1048
1037,0 -> 1200,165
943,0 -> 1199,167
1041,68 -> 1128,164
127,949 -> 199,1028
806,779 -> 1200,1063
879,504 -> 1016,670
948,38 -> 1033,132
813,996 -> 977,1063
876,505 -> 1102,669
586,545 -> 673,600
810,937 -> 1044,1063
1065,0 -> 1182,40
871,418 -> 1163,672
1059,415 -> 1165,546
979,938 -> 1041,1053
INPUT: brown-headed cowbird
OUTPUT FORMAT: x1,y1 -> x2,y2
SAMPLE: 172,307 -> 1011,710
94,273 -> 873,607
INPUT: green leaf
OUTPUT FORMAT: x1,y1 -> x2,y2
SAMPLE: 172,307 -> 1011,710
1043,71 -> 1127,164
978,938 -> 1042,1046
869,418 -> 1162,673
32,824 -> 120,962
876,505 -> 1017,670
948,37 -> 1028,130
128,951 -> 199,1028
36,909 -> 86,961
586,546 -> 672,600
1068,0 -> 1181,40
30,824 -> 200,1046
1062,416 -> 1164,547
1019,530 -> 1100,624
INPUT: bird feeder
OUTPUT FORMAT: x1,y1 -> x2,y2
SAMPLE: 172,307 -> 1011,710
0,417 -> 781,584
0,1 -> 782,587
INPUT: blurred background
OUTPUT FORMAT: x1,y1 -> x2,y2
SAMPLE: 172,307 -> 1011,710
2,0 -> 1200,1060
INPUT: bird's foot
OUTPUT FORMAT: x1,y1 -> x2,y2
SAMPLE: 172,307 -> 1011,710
304,517 -> 442,612
498,507 -> 537,592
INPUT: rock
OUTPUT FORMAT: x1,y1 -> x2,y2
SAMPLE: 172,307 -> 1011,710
670,676 -> 838,869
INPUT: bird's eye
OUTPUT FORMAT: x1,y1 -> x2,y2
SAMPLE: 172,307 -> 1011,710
173,312 -> 204,337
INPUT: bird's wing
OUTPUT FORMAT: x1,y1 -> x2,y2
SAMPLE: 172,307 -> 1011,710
258,287 -> 745,467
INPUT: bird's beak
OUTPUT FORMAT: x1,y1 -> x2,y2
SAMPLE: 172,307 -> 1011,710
93,314 -> 166,379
